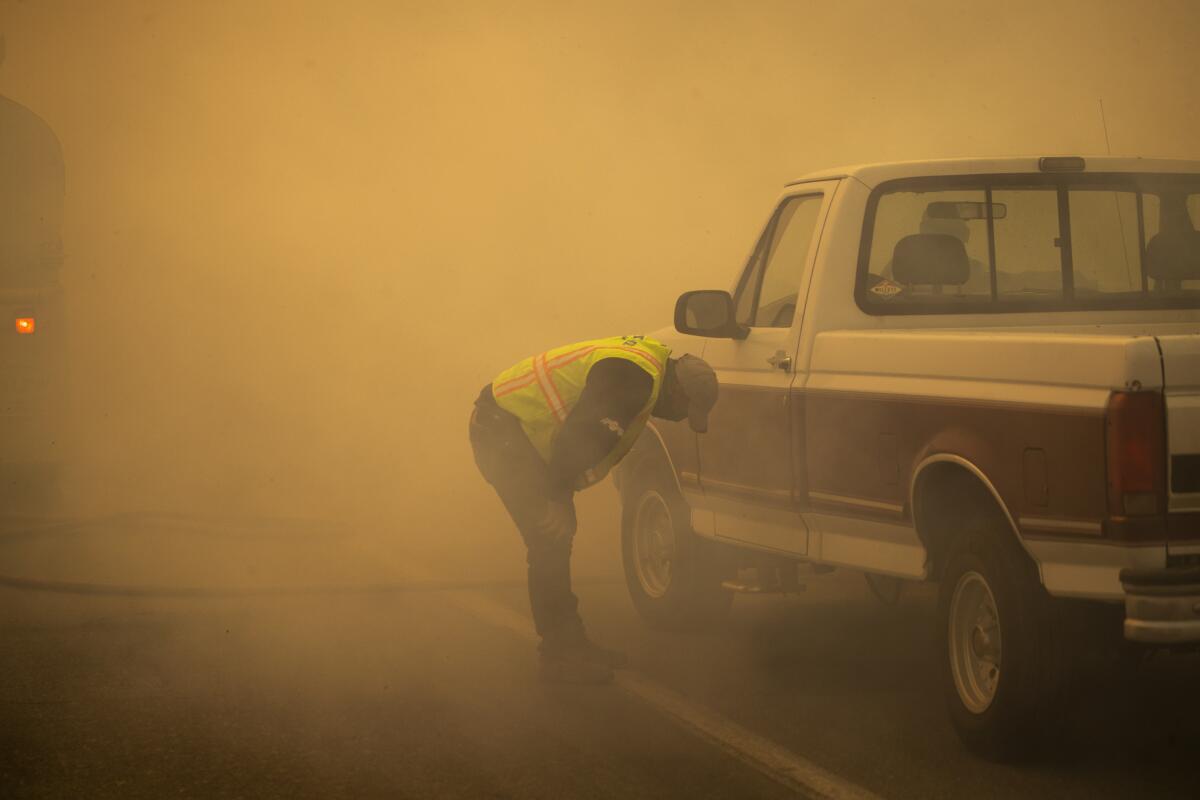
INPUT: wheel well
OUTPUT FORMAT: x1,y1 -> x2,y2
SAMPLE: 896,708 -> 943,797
912,460 -> 1023,581
616,425 -> 679,504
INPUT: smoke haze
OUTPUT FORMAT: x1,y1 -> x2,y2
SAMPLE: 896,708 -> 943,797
3,5 -> 1200,797
1,0 -> 1198,567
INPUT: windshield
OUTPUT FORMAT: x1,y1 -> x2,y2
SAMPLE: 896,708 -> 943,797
858,173 -> 1200,314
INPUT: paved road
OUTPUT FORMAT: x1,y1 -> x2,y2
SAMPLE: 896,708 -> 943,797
1,513 -> 1197,798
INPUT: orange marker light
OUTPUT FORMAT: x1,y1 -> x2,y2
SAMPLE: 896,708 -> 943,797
15,317 -> 34,334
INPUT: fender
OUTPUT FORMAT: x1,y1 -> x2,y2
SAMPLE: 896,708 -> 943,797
615,421 -> 683,498
909,452 -> 1043,579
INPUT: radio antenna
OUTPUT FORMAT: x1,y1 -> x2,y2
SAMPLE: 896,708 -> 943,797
1099,98 -> 1135,287
1099,98 -> 1113,155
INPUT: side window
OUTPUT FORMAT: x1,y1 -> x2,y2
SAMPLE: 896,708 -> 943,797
732,194 -> 824,329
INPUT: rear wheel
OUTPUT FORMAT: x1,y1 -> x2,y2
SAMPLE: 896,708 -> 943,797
938,518 -> 1063,759
621,470 -> 732,630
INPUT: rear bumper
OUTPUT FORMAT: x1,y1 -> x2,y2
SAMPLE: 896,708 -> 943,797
1120,566 -> 1200,644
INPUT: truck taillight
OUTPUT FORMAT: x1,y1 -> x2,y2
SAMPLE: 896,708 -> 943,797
15,317 -> 34,334
1106,390 -> 1166,518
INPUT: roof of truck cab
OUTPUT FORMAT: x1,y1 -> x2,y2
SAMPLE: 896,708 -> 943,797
785,156 -> 1200,190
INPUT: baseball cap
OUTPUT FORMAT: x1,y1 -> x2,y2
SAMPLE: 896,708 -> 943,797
673,353 -> 718,433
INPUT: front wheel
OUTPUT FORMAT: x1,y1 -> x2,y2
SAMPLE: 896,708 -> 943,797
938,520 -> 1063,759
621,470 -> 732,630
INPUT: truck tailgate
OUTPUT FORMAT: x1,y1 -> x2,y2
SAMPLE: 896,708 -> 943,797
1158,335 -> 1200,537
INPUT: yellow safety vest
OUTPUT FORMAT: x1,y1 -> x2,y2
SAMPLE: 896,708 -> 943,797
491,335 -> 671,489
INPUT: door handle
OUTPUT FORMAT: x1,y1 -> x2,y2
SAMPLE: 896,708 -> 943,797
767,350 -> 791,371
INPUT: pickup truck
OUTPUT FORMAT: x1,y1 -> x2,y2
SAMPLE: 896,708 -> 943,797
613,156 -> 1200,756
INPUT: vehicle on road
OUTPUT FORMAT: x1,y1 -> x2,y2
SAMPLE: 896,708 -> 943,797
614,156 -> 1200,757
0,94 -> 65,508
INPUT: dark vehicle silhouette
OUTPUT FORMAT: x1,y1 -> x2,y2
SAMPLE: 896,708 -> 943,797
0,91 -> 65,508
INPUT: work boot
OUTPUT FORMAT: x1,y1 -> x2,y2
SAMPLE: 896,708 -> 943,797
538,651 -> 614,685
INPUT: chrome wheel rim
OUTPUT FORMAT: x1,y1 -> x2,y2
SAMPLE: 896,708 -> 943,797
948,570 -> 1002,714
633,491 -> 675,599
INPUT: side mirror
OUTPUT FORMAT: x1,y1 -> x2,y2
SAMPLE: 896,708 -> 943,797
674,290 -> 749,339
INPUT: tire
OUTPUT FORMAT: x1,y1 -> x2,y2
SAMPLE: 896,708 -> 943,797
621,468 -> 732,630
937,516 -> 1063,759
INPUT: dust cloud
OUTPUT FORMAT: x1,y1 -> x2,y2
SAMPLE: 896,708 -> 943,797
1,0 -> 1198,590
2,3 -> 1199,795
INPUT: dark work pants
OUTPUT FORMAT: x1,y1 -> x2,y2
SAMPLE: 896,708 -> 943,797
468,395 -> 585,653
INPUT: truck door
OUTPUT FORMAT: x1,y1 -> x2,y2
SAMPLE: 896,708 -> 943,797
697,182 -> 837,555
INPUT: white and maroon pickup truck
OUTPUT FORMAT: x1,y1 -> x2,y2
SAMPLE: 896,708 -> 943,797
614,156 -> 1200,756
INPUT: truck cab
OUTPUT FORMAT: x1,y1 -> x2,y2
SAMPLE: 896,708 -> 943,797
616,156 -> 1200,756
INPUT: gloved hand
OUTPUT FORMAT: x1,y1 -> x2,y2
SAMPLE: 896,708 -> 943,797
535,499 -> 575,541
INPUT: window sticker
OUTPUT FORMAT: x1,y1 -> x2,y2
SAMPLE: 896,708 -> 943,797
870,278 -> 903,298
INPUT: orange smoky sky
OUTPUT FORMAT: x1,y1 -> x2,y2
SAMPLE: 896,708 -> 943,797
0,0 -> 1196,525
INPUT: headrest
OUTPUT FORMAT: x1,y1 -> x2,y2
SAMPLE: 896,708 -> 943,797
1146,230 -> 1200,282
892,233 -> 969,286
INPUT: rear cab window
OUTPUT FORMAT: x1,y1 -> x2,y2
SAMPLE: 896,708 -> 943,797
856,174 -> 1200,314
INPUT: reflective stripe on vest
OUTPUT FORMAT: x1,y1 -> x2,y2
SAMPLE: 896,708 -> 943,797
490,336 -> 670,489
